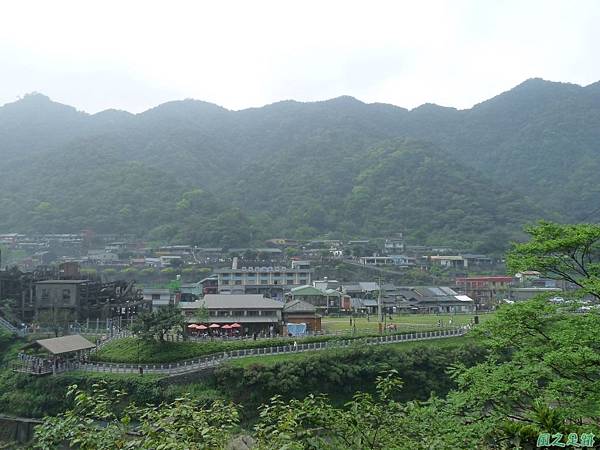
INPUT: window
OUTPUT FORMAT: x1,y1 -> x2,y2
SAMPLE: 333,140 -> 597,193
235,280 -> 241,285
41,289 -> 49,300
151,294 -> 161,300
247,310 -> 259,316
222,280 -> 230,285
62,289 -> 71,301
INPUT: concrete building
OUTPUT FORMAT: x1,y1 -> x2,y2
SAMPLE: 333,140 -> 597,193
142,288 -> 173,310
455,276 -> 513,309
215,264 -> 313,299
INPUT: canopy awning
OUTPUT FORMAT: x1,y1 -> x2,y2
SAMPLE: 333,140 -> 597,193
35,335 -> 95,355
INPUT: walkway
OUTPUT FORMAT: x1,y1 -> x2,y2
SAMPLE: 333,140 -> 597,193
48,328 -> 468,376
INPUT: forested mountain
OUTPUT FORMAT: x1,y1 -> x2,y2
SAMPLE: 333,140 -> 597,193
0,79 -> 597,250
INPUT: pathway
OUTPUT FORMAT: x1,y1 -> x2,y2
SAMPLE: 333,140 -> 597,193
46,327 -> 468,376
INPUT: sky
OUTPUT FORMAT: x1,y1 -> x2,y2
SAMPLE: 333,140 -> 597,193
0,0 -> 599,113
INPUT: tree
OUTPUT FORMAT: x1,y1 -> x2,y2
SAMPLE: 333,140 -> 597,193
255,371 -> 407,449
508,221 -> 600,300
33,382 -> 239,450
131,305 -> 185,342
444,222 -> 600,448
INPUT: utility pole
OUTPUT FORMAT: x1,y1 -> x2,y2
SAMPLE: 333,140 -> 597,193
377,275 -> 383,334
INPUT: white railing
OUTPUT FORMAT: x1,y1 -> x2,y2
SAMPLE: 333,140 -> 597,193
73,327 -> 468,376
0,315 -> 24,336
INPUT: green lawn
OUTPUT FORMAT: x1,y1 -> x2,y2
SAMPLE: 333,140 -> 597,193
322,313 -> 492,334
94,335 -> 361,364
222,336 -> 475,368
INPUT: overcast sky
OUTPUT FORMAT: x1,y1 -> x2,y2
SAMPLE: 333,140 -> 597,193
1,0 -> 599,113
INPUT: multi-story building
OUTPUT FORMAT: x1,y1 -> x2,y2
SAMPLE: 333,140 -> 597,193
215,264 -> 313,299
142,288 -> 173,310
455,276 -> 513,309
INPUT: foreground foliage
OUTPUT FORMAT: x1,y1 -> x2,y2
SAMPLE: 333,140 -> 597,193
33,382 -> 239,450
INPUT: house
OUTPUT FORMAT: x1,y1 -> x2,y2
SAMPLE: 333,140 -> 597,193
199,276 -> 218,295
384,235 -> 404,253
390,255 -> 416,267
455,276 -> 513,309
395,286 -> 475,313
313,278 -> 340,291
291,260 -> 311,270
282,299 -> 321,332
87,250 -> 120,264
179,294 -> 283,334
359,256 -> 395,266
430,254 -> 492,269
143,288 -> 173,309
287,285 -> 341,314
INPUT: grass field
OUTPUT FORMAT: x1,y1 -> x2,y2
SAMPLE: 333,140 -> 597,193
322,313 -> 493,334
222,335 -> 475,368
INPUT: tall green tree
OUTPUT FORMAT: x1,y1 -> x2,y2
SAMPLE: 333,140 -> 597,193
131,305 -> 185,342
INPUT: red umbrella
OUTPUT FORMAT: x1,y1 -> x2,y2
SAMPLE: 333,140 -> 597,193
222,324 -> 232,329
209,323 -> 221,328
197,324 -> 208,330
230,323 -> 241,328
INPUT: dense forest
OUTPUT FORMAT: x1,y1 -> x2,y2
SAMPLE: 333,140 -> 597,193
0,78 -> 598,250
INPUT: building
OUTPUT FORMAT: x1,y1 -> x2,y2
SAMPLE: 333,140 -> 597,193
199,276 -> 218,295
142,288 -> 173,309
429,254 -> 492,268
359,256 -> 395,266
179,294 -> 283,334
282,299 -> 321,332
506,287 -> 562,302
215,264 -> 313,299
287,285 -> 341,314
395,286 -> 475,313
384,235 -> 404,253
358,255 -> 416,267
455,276 -> 513,309
35,279 -> 149,322
313,278 -> 340,291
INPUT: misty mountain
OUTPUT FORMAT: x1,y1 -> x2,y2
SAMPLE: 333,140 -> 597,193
0,79 -> 596,250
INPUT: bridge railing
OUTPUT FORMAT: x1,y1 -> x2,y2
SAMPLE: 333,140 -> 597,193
73,327 -> 468,375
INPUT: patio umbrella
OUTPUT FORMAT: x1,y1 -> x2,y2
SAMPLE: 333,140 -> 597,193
197,324 -> 208,330
209,324 -> 221,328
221,324 -> 232,329
230,323 -> 241,328
187,324 -> 198,329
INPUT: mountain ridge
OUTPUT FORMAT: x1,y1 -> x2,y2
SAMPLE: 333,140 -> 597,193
0,78 -> 597,250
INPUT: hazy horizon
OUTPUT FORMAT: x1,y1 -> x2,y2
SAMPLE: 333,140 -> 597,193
1,0 -> 599,114
4,76 -> 598,116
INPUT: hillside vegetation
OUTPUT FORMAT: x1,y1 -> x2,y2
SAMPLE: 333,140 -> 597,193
1,79 -> 597,250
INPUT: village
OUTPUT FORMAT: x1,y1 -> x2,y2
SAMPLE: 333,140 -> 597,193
0,231 -> 567,340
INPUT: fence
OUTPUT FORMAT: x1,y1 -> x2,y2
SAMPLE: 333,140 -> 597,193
72,327 -> 467,376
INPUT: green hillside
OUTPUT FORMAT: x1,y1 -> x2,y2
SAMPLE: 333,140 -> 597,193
0,79 -> 596,249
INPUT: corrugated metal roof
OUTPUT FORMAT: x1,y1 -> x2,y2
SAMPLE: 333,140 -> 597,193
36,335 -> 95,355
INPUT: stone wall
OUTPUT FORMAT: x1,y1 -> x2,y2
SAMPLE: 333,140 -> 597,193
0,415 -> 42,445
